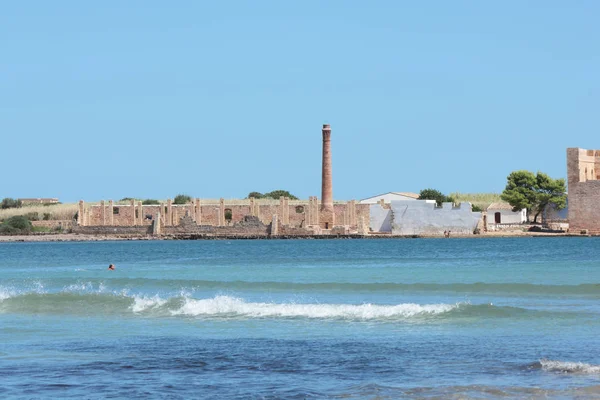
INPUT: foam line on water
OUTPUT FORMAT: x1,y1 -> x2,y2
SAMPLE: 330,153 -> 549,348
6,279 -> 600,297
539,359 -> 600,374
170,295 -> 460,319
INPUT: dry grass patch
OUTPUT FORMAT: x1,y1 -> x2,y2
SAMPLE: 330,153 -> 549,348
0,203 -> 79,221
449,193 -> 502,210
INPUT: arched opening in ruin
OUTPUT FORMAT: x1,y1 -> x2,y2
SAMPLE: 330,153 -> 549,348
295,206 -> 304,213
224,208 -> 232,222
494,212 -> 501,224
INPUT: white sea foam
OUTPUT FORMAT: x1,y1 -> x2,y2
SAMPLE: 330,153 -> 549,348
32,281 -> 45,293
130,295 -> 168,312
63,282 -> 95,292
61,281 -> 110,294
0,287 -> 16,301
170,295 -> 460,319
540,359 -> 600,374
0,284 -> 46,302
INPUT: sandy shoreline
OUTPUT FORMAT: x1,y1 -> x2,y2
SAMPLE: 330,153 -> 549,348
0,231 -> 582,242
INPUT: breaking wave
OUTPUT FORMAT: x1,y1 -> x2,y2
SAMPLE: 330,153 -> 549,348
171,295 -> 458,319
0,287 -> 573,321
528,359 -> 600,374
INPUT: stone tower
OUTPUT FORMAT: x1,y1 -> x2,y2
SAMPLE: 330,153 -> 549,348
566,148 -> 600,234
320,124 -> 335,229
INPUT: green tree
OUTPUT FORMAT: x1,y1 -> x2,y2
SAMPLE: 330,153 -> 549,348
1,198 -> 22,209
246,192 -> 264,199
500,170 -> 566,223
263,190 -> 299,200
418,189 -> 454,206
471,204 -> 483,212
173,194 -> 192,204
142,199 -> 160,205
246,190 -> 299,200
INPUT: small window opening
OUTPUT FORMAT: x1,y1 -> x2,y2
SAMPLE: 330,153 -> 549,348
113,207 -> 120,215
295,206 -> 304,213
224,208 -> 232,221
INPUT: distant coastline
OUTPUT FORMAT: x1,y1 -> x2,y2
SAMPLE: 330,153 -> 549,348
0,231 -> 585,243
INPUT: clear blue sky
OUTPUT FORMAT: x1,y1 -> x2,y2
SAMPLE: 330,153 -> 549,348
2,2 -> 598,202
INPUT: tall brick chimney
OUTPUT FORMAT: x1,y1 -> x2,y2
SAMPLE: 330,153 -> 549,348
321,124 -> 333,212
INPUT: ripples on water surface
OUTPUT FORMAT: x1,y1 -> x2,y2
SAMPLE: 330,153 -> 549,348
1,238 -> 600,399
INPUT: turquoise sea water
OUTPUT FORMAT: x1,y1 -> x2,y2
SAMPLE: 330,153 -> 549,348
1,238 -> 600,399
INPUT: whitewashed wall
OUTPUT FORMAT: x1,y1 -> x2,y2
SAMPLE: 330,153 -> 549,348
487,208 -> 526,224
369,204 -> 392,232
391,201 -> 481,235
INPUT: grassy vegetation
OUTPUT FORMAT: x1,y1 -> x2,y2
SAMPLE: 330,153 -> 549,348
0,203 -> 78,222
0,216 -> 32,234
449,192 -> 502,210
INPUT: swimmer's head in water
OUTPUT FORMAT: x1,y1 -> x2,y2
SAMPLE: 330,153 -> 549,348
108,264 -> 115,270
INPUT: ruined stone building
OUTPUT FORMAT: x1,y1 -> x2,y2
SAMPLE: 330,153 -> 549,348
75,124 -> 370,237
567,148 -> 600,234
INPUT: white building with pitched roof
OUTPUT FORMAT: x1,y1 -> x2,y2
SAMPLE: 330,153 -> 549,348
487,202 -> 527,225
359,192 -> 420,204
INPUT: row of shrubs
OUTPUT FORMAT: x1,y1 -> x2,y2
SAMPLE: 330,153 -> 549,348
0,216 -> 66,235
1,198 -> 22,209
0,216 -> 32,234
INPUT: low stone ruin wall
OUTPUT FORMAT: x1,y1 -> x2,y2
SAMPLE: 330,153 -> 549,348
72,225 -> 152,235
163,215 -> 270,237
31,220 -> 73,230
278,225 -> 315,237
69,215 -> 367,239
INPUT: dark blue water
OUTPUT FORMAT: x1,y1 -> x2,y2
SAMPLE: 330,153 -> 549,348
1,238 -> 600,399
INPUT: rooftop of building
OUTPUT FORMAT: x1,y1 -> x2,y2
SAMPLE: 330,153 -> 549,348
487,202 -> 514,211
